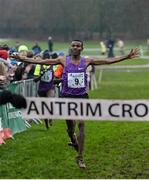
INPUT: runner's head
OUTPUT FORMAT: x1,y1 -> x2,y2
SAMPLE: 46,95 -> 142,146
70,40 -> 84,56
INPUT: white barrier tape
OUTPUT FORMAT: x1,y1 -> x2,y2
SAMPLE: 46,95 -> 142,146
95,63 -> 149,70
140,56 -> 149,59
22,97 -> 149,121
84,55 -> 149,59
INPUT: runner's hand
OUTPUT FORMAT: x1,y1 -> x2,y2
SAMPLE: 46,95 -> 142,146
128,48 -> 140,59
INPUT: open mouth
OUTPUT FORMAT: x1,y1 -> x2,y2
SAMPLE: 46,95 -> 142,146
73,50 -> 78,53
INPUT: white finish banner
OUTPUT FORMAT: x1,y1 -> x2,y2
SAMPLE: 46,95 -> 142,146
22,97 -> 149,121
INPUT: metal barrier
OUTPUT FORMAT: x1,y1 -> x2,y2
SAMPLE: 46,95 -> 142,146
8,79 -> 61,126
9,79 -> 60,97
8,79 -> 40,127
9,79 -> 39,97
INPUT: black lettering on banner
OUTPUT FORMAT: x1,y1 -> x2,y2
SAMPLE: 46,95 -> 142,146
68,102 -> 78,116
41,101 -> 53,115
109,103 -> 119,117
86,103 -> 102,116
27,101 -> 39,115
122,104 -> 132,117
134,103 -> 148,117
55,101 -> 66,115
80,102 -> 83,116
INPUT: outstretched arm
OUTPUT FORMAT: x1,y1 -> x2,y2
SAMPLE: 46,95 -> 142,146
88,48 -> 139,66
11,53 -> 64,66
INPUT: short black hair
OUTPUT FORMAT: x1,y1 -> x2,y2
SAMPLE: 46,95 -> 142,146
51,52 -> 58,59
43,50 -> 50,59
1,44 -> 9,50
71,39 -> 84,47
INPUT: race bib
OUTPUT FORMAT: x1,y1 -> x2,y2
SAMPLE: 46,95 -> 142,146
68,72 -> 85,88
41,70 -> 53,82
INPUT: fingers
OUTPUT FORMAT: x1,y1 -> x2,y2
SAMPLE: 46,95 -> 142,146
129,48 -> 140,59
133,48 -> 140,57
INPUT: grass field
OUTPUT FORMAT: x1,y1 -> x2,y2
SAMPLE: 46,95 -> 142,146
0,38 -> 148,55
0,121 -> 148,179
0,39 -> 149,179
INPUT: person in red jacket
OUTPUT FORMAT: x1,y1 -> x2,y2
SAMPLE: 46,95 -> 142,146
54,64 -> 63,78
0,44 -> 9,60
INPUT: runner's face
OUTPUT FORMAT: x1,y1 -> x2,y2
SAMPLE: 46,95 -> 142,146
70,41 -> 83,56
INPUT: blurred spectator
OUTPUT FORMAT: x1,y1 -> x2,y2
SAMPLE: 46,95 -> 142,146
9,47 -> 16,56
9,60 -> 18,82
22,63 -> 35,80
14,51 -> 35,81
1,44 -> 9,51
15,41 -> 20,51
54,65 -> 63,79
48,36 -> 53,52
68,48 -> 71,56
34,49 -> 54,129
100,41 -> 107,55
53,52 -> 64,97
86,64 -> 95,90
0,62 -> 8,77
18,45 -> 28,52
54,52 -> 64,79
18,45 -> 29,56
147,39 -> 149,46
32,41 -> 42,55
0,56 -> 13,87
13,63 -> 24,81
147,39 -> 149,55
58,51 -> 65,56
22,51 -> 35,80
0,44 -> 9,60
106,36 -> 115,57
0,50 -> 8,60
51,52 -> 58,59
117,39 -> 125,55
